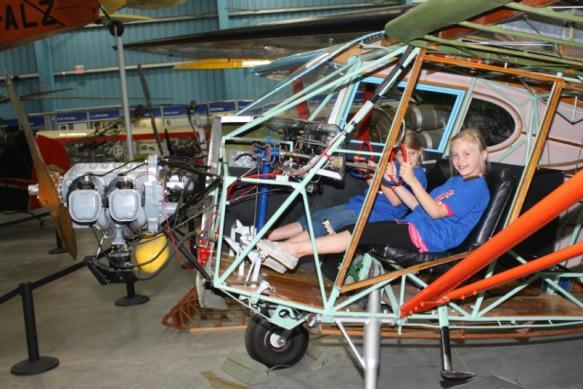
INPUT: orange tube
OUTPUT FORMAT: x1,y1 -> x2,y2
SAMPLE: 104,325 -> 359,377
400,169 -> 583,317
439,241 -> 583,304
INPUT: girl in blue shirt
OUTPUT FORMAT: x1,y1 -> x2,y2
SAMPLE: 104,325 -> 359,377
267,131 -> 426,241
258,129 -> 490,267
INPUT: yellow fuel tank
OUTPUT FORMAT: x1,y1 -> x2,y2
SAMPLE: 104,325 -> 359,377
134,234 -> 169,273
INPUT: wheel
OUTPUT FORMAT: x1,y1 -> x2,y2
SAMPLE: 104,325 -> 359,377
245,315 -> 309,369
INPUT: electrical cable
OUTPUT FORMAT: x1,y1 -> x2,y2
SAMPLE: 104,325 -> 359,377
159,159 -> 220,179
92,161 -> 146,177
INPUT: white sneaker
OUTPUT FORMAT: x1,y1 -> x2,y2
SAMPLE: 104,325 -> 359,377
262,257 -> 287,274
257,240 -> 299,270
225,236 -> 287,274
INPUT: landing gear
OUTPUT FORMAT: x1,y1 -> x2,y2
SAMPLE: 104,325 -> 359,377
438,306 -> 474,382
245,315 -> 309,369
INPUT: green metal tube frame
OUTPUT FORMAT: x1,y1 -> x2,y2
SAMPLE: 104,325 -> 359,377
207,40 -> 583,336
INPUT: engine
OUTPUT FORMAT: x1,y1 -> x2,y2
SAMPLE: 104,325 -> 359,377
61,155 -> 172,239
60,155 -> 199,283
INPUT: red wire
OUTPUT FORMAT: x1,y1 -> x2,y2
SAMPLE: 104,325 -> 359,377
160,182 -> 198,275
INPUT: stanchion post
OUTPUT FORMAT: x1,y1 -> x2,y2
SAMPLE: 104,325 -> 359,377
48,230 -> 67,255
10,283 -> 59,375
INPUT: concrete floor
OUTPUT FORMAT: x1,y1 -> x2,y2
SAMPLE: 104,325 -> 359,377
1,213 -> 583,389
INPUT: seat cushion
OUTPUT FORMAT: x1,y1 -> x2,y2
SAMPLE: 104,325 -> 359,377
368,244 -> 451,268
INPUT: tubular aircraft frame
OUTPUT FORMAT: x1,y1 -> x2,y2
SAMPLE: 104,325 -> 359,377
200,24 -> 583,384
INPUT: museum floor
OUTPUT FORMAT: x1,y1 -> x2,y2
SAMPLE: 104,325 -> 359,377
1,212 -> 582,389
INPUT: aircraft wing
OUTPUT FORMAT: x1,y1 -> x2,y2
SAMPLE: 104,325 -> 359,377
98,0 -> 184,12
0,0 -> 100,51
124,6 -> 411,60
125,0 -> 184,9
0,0 -> 185,52
125,0 -> 582,80
383,0 -> 583,78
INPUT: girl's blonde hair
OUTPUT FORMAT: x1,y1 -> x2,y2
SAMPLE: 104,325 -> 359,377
450,128 -> 488,174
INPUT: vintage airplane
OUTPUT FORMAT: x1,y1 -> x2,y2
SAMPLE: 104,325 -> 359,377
7,0 -> 583,388
124,4 -> 412,61
161,0 -> 582,386
0,0 -> 184,52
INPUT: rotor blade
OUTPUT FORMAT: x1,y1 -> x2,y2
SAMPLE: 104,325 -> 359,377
137,64 -> 152,106
164,128 -> 175,156
13,95 -> 174,101
124,6 -> 410,60
1,95 -> 170,104
20,88 -> 75,99
1,88 -> 86,104
137,64 -> 164,154
5,74 -> 77,259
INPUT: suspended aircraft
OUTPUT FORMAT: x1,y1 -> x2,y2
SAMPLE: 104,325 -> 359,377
0,0 -> 184,52
124,4 -> 412,62
7,0 -> 583,388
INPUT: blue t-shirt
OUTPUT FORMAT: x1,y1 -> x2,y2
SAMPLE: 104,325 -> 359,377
402,175 -> 490,253
345,166 -> 427,222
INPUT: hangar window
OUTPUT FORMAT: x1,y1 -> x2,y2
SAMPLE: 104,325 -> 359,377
463,98 -> 515,147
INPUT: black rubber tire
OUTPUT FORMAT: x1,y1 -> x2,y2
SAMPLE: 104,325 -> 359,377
244,315 -> 309,369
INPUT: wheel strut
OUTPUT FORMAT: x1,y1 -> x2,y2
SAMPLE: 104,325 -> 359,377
363,283 -> 381,388
438,306 -> 474,381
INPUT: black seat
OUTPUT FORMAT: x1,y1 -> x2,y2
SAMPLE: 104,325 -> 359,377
367,159 -> 516,270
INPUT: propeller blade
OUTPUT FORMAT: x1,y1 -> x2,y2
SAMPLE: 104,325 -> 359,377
54,205 -> 78,259
6,76 -> 59,208
5,74 -> 77,259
